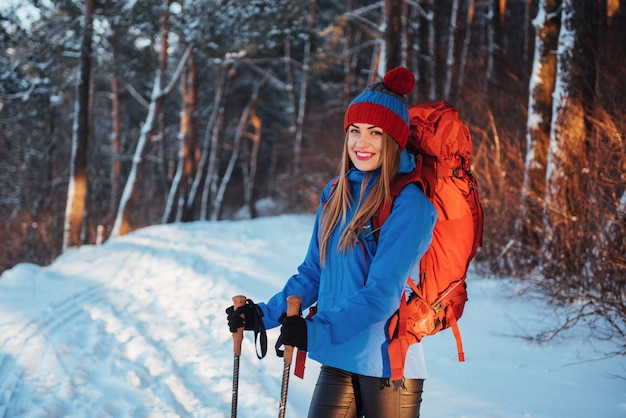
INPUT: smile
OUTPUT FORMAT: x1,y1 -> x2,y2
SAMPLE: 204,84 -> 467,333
355,151 -> 374,159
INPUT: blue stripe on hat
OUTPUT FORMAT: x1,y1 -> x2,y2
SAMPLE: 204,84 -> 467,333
348,90 -> 409,125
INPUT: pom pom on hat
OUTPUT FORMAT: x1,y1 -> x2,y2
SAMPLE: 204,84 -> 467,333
383,66 -> 416,96
344,66 -> 415,149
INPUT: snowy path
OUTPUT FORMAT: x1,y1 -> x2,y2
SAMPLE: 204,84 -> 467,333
0,214 -> 624,418
0,216 -> 316,417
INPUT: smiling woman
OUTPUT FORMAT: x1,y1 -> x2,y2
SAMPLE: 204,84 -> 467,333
227,67 -> 440,418
346,123 -> 384,172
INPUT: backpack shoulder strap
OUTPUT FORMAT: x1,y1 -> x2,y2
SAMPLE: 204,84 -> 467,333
371,155 -> 424,237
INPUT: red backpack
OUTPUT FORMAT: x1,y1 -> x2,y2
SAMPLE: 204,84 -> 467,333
313,101 -> 483,385
376,100 -> 484,386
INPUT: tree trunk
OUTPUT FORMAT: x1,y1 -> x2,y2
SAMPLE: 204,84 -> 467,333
156,0 -> 172,186
444,0 -> 461,101
243,112 -> 262,219
519,0 -> 561,254
456,0 -> 475,97
63,0 -> 95,251
383,0 -> 403,70
406,1 -> 427,103
523,0 -> 533,68
343,0 -> 356,99
112,81 -> 160,237
544,0 -> 599,273
211,79 -> 266,221
110,26 -> 122,224
292,0 -> 316,177
425,0 -> 436,100
284,39 -> 298,176
111,46 -> 192,237
482,0 -> 496,95
201,63 -> 235,221
184,54 -> 199,220
163,51 -> 197,223
189,64 -> 225,219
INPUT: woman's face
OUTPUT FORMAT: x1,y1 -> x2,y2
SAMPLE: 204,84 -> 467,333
347,123 -> 384,171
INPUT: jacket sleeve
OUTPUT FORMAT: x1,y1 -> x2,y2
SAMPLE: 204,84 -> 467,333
307,184 -> 437,347
257,179 -> 337,329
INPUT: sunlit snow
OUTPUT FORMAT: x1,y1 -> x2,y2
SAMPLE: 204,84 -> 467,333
0,215 -> 624,417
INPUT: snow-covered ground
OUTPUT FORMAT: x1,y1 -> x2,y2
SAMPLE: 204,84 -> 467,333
0,214 -> 624,417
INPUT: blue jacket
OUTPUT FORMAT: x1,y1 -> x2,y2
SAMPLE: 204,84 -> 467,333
259,149 -> 437,378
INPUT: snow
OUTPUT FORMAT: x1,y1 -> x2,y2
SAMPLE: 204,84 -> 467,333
0,214 -> 624,418
1,1 -> 40,30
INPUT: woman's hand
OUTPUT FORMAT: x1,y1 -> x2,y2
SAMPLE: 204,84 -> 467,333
226,304 -> 256,333
277,315 -> 308,351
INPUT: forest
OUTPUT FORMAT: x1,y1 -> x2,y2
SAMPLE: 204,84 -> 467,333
1,1 -> 625,355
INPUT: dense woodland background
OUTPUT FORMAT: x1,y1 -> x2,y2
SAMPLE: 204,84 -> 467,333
1,0 -> 625,355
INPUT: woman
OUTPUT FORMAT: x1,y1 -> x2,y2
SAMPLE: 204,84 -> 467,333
227,66 -> 437,417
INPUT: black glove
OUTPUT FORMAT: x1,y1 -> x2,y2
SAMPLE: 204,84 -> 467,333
225,299 -> 268,359
276,314 -> 308,355
226,304 -> 256,333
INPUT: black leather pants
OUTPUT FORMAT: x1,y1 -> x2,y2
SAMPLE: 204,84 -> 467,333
307,365 -> 423,418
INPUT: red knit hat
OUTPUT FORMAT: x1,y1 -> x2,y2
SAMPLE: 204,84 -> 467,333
344,67 -> 416,149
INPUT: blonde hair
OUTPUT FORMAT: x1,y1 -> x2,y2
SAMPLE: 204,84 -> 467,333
319,132 -> 402,264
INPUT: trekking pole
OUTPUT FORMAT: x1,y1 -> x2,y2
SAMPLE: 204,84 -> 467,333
278,295 -> 302,418
231,295 -> 247,418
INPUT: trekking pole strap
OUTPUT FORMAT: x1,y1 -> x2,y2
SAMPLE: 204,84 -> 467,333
246,299 -> 268,359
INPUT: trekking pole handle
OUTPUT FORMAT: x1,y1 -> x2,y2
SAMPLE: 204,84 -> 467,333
232,295 -> 247,356
283,295 -> 302,365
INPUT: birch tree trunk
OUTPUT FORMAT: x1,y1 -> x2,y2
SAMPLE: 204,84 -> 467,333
211,79 -> 266,221
369,7 -> 383,82
444,0 -> 461,101
111,46 -> 192,237
63,0 -> 94,251
163,51 -> 197,223
156,0 -> 172,185
188,63 -> 226,218
519,0 -> 561,253
544,0 -> 599,271
201,63 -> 235,221
111,82 -> 160,237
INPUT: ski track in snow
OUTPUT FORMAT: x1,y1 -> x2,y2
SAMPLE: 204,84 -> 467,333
0,217 -> 314,418
0,273 -> 107,417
